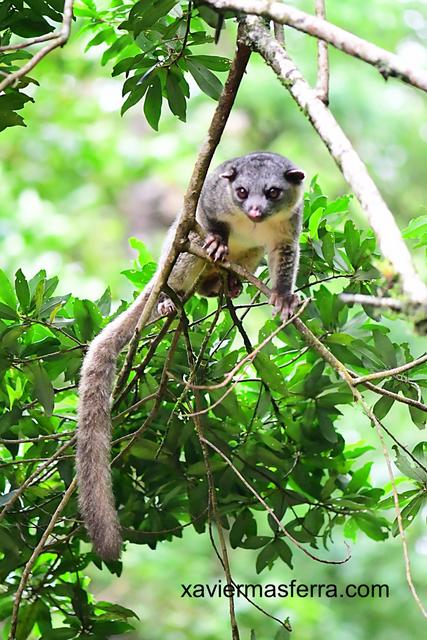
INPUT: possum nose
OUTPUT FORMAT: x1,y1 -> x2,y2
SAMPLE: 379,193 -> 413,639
247,207 -> 263,221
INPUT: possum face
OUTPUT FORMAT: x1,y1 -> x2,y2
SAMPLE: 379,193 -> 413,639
220,153 -> 305,223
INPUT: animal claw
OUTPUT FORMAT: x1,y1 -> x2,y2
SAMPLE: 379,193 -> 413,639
157,297 -> 176,316
203,233 -> 229,262
269,292 -> 299,321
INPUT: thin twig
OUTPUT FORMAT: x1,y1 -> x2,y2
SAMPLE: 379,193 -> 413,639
361,379 -> 427,413
0,1 -> 74,92
0,436 -> 76,522
340,293 -> 406,310
315,0 -> 329,104
353,353 -> 427,385
202,436 -> 350,564
9,478 -> 78,640
180,313 -> 240,639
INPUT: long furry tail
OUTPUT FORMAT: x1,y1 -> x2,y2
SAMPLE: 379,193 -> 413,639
76,288 -> 152,560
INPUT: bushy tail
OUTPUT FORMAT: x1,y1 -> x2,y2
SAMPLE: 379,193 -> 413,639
76,288 -> 152,560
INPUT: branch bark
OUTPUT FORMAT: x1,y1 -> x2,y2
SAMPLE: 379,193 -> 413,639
315,0 -> 329,104
240,16 -> 427,305
113,26 -> 251,393
204,0 -> 427,93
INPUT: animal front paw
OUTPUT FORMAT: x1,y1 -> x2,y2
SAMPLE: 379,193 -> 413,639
226,273 -> 242,298
157,297 -> 176,316
203,233 -> 229,262
269,291 -> 299,321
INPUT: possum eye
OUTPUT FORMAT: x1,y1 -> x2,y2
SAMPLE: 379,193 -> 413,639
236,187 -> 248,200
266,187 -> 282,200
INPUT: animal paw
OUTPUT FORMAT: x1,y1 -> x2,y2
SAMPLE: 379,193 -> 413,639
157,297 -> 176,316
227,273 -> 242,298
203,233 -> 229,262
269,292 -> 299,320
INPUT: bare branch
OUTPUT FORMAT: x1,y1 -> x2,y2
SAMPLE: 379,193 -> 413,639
240,16 -> 427,305
0,33 -> 60,53
315,0 -> 329,104
205,0 -> 427,93
361,379 -> 427,413
0,1 -> 74,93
340,293 -> 406,310
353,353 -> 427,386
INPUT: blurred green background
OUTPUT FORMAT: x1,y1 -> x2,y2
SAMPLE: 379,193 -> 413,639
1,0 -> 426,637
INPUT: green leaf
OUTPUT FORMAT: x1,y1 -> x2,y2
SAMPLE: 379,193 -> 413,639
96,287 -> 112,316
129,237 -> 154,266
40,630 -> 77,640
15,269 -> 30,312
9,11 -> 53,37
143,75 -> 162,130
372,330 -> 397,368
24,362 -> 55,416
354,513 -> 389,540
254,352 -> 288,395
166,70 -> 187,121
74,299 -> 102,341
186,59 -> 223,100
0,302 -> 19,320
391,494 -> 425,535
273,538 -> 293,568
121,71 -> 155,115
321,233 -> 335,266
0,269 -> 17,308
256,542 -> 277,573
95,601 -> 139,620
392,446 -> 427,483
230,509 -> 256,548
187,55 -> 230,71
134,0 -> 178,30
15,600 -> 43,640
373,394 -> 394,420
344,220 -> 361,266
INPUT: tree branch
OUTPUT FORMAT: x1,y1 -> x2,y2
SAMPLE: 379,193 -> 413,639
353,353 -> 427,386
112,27 -> 251,393
315,0 -> 329,104
204,0 -> 427,93
186,238 -> 426,617
240,16 -> 427,305
0,1 -> 74,93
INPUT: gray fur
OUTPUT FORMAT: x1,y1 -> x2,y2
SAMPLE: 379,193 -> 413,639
76,152 -> 304,560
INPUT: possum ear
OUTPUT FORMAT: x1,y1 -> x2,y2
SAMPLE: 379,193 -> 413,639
220,166 -> 237,181
285,169 -> 305,184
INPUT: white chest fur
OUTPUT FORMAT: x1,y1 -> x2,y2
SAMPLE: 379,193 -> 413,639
226,209 -> 294,259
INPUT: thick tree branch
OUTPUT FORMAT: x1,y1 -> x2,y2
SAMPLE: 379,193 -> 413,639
240,16 -> 427,305
0,1 -> 74,93
113,27 -> 251,393
204,0 -> 427,93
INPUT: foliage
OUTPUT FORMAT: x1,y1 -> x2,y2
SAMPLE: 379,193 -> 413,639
1,0 -> 233,133
1,181 -> 426,637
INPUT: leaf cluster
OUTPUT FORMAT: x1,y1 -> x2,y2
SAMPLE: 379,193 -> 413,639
1,181 -> 426,637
